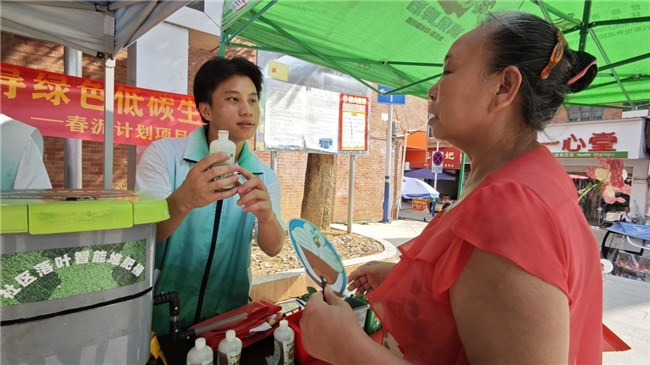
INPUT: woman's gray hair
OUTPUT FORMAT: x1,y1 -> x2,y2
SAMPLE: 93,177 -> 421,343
481,11 -> 597,130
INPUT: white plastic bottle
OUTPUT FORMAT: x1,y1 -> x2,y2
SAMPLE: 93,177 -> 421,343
217,329 -> 242,365
209,130 -> 236,189
186,337 -> 214,365
273,320 -> 295,365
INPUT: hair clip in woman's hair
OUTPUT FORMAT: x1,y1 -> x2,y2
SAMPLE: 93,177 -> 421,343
540,30 -> 567,80
568,60 -> 598,85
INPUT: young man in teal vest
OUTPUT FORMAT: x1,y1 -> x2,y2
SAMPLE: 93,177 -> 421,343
136,57 -> 286,335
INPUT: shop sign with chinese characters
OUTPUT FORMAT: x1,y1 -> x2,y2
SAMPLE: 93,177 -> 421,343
538,119 -> 648,159
426,147 -> 462,169
0,239 -> 146,307
0,63 -> 202,146
547,132 -> 628,158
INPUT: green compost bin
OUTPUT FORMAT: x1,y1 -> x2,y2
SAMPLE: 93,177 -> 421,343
0,189 -> 169,364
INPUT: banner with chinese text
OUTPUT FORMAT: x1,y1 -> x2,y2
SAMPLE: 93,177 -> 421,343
0,239 -> 146,306
0,63 -> 202,146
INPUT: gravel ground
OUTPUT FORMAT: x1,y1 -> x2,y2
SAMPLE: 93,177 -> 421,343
250,228 -> 384,277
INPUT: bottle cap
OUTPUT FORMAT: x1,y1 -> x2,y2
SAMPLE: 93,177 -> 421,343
218,130 -> 229,139
225,329 -> 236,341
279,319 -> 288,330
195,337 -> 206,349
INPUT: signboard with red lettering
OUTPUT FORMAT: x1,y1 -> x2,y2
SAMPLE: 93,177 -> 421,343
538,119 -> 650,159
339,94 -> 369,152
542,131 -> 627,158
411,198 -> 429,212
426,146 -> 461,169
0,63 -> 202,146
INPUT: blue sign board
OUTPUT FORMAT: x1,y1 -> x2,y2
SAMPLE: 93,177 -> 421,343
377,85 -> 406,105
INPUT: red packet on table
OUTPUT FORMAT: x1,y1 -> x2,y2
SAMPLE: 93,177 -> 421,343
190,300 -> 282,349
602,323 -> 631,352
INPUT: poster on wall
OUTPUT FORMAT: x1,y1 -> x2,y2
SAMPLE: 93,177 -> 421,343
263,79 -> 306,150
256,51 -> 371,155
339,94 -> 369,152
305,88 -> 339,153
260,80 -> 370,154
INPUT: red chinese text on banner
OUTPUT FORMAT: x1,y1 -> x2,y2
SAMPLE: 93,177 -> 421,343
0,63 -> 202,146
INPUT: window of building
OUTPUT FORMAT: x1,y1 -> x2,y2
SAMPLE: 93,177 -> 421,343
568,106 -> 604,122
428,126 -> 434,138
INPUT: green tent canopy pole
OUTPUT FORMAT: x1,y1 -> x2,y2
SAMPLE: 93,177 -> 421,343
218,31 -> 229,57
588,28 -> 635,108
385,61 -> 443,67
578,0 -> 593,52
536,1 -> 581,26
390,73 -> 442,95
384,63 -> 430,96
592,16 -> 650,27
457,152 -> 466,198
226,0 -> 277,43
218,0 -> 277,57
599,52 -> 650,71
587,75 -> 650,91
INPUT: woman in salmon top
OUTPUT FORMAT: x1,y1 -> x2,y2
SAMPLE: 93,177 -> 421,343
300,11 -> 602,365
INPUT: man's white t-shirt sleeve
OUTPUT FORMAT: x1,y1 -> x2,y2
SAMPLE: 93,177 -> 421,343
14,139 -> 52,189
135,142 -> 172,199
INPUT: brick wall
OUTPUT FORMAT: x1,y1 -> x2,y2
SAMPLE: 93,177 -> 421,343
1,32 -> 130,189
551,105 -> 623,124
604,108 -> 624,120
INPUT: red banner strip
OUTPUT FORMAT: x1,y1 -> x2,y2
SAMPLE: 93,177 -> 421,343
0,63 -> 202,146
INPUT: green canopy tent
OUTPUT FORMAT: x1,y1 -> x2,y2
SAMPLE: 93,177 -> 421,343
220,0 -> 650,110
220,0 -> 649,201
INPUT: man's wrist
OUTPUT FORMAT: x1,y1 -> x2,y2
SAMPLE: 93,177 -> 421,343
168,189 -> 192,215
256,212 -> 277,226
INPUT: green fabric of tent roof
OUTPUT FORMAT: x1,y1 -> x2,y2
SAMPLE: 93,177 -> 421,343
223,0 -> 650,110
